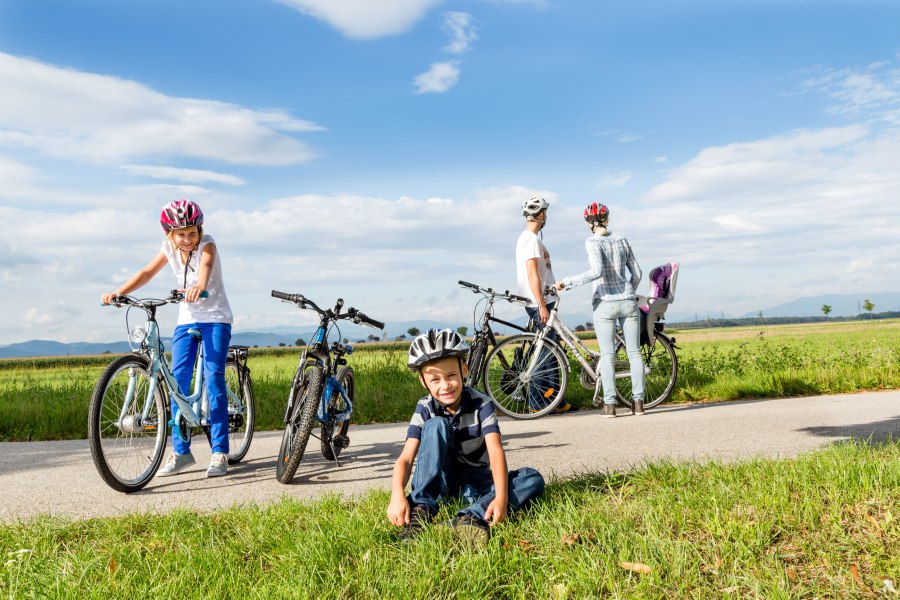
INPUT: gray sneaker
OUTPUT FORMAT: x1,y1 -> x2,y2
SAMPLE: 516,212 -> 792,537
206,452 -> 228,477
444,515 -> 491,547
600,403 -> 617,418
157,452 -> 196,477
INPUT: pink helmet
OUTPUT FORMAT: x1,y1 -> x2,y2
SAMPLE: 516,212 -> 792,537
160,199 -> 204,232
583,202 -> 609,225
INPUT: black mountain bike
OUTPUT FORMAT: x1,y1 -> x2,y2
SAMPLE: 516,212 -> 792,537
458,280 -> 531,389
271,291 -> 383,484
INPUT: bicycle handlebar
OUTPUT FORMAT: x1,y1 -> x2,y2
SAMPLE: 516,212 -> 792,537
272,290 -> 384,330
458,280 -> 530,304
103,289 -> 208,308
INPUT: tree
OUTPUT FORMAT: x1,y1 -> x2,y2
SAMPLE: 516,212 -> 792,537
394,334 -> 407,341
821,304 -> 832,318
342,338 -> 349,344
295,338 -> 306,347
278,342 -> 286,347
407,327 -> 420,337
863,299 -> 875,318
575,324 -> 586,332
367,334 -> 379,342
456,325 -> 468,337
584,322 -> 594,331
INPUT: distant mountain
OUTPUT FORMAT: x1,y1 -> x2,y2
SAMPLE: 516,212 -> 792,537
741,292 -> 900,319
0,319 -> 471,358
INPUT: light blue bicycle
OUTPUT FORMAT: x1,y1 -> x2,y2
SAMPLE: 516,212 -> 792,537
88,290 -> 255,493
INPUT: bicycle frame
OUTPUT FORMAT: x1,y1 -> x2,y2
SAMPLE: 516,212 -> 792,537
290,324 -> 353,426
521,296 -> 633,385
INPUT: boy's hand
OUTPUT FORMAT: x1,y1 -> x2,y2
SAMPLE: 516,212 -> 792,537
483,498 -> 507,526
387,495 -> 410,527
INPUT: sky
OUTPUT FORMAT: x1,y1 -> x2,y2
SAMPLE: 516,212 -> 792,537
1,0 -> 899,344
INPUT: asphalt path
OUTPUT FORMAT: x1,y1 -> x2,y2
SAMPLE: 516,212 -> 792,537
1,391 -> 897,523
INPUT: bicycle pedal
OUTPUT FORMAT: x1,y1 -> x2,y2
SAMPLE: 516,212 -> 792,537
333,435 -> 350,449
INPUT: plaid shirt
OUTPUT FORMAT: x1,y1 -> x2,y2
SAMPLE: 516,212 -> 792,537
562,231 -> 642,302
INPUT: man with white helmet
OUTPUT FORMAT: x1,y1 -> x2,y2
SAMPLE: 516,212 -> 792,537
515,197 -> 575,413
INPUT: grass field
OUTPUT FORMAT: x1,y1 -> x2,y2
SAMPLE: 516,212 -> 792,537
1,319 -> 899,442
0,440 -> 896,598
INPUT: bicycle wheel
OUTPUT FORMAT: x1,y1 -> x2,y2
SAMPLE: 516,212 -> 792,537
224,359 -> 255,464
483,334 -> 568,419
321,365 -> 353,461
88,354 -> 168,493
276,366 -> 323,484
615,332 -> 678,409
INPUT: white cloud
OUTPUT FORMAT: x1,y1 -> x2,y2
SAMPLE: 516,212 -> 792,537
596,170 -> 632,188
442,12 -> 477,54
0,52 -> 323,166
274,0 -> 442,39
119,165 -> 246,186
801,62 -> 900,115
413,60 -> 461,94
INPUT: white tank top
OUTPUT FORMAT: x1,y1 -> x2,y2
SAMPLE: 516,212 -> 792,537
161,234 -> 233,325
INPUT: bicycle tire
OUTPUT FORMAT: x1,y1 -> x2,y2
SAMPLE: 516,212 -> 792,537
88,354 -> 168,493
465,338 -> 488,388
320,365 -> 353,461
615,332 -> 678,409
483,333 -> 569,419
224,359 -> 255,464
276,366 -> 323,484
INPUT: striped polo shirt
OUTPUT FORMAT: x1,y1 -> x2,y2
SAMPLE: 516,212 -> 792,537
406,387 -> 501,469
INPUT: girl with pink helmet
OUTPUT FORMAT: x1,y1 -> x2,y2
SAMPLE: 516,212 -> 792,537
101,199 -> 234,478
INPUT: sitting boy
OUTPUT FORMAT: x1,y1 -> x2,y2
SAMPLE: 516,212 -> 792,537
387,329 -> 546,544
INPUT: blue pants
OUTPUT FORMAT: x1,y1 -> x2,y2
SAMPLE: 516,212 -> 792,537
170,322 -> 232,455
525,303 -> 561,410
592,298 -> 643,405
407,417 -> 545,521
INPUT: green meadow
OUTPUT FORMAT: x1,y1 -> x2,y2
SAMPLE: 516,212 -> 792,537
1,319 -> 898,442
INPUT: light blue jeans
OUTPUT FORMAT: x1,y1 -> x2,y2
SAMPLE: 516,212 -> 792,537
170,322 -> 232,455
408,417 -> 545,521
593,298 -> 643,406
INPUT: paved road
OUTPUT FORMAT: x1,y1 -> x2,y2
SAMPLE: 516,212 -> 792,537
0,391 -> 897,522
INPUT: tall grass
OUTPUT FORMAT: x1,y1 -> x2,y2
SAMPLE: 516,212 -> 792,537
1,441 -> 896,598
2,321 -> 899,442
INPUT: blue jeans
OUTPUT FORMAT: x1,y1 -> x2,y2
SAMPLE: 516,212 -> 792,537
170,322 -> 232,455
593,299 -> 643,406
407,417 -> 545,521
524,304 -> 561,410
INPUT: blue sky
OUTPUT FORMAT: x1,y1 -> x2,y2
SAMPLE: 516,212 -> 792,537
1,0 -> 899,344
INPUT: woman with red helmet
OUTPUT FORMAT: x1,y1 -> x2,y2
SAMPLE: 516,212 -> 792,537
554,202 -> 644,417
101,199 -> 234,477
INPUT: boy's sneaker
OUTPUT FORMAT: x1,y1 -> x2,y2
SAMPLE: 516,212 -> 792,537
206,452 -> 228,477
157,452 -> 196,477
552,402 -> 580,414
632,399 -> 645,416
445,515 -> 491,546
399,505 -> 431,543
600,403 -> 617,418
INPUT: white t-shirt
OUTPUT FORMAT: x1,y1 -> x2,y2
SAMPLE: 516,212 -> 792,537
161,234 -> 233,325
515,230 -> 556,306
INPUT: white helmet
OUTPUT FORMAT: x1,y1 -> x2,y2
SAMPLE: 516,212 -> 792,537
407,329 -> 469,371
522,196 -> 549,220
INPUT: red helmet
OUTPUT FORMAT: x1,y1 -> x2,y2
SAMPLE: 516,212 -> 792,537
583,202 -> 609,225
160,199 -> 204,232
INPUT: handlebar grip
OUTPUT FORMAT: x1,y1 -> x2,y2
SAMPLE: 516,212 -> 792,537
357,312 -> 385,330
271,290 -> 304,303
458,280 -> 478,289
